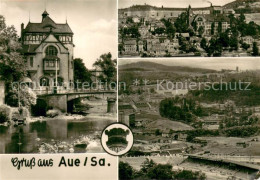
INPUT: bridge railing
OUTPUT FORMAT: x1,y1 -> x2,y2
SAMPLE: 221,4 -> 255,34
32,87 -> 116,95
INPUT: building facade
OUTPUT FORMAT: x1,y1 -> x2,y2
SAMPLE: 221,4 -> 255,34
21,11 -> 74,92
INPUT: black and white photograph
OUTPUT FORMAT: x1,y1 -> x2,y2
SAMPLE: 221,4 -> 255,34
118,0 -> 260,58
1,0 -> 260,179
118,58 -> 260,180
0,0 -> 117,154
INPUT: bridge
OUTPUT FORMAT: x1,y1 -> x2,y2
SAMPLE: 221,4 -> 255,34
186,154 -> 260,171
33,89 -> 116,113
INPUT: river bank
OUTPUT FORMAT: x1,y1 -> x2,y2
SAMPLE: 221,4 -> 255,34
29,113 -> 117,123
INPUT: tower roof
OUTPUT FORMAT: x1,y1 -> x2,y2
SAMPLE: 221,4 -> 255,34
42,10 -> 49,16
23,11 -> 73,34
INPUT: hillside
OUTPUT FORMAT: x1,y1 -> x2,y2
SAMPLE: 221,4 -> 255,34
119,0 -> 260,12
119,61 -> 217,74
224,0 -> 259,8
146,119 -> 194,131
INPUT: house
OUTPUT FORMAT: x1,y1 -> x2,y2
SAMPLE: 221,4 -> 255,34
223,9 -> 235,14
119,14 -> 127,24
237,5 -> 246,9
146,38 -> 160,52
167,39 -> 179,53
119,111 -> 135,127
178,133 -> 188,141
134,101 -> 151,112
124,39 -> 137,54
191,7 -> 211,15
236,142 -> 249,148
90,66 -> 104,86
241,36 -> 254,46
138,25 -> 149,37
172,133 -> 187,141
193,14 -> 230,36
162,130 -> 171,138
151,42 -> 166,56
202,114 -> 224,125
21,11 -> 74,90
132,15 -> 141,23
135,119 -> 143,127
193,138 -> 208,146
138,40 -> 144,52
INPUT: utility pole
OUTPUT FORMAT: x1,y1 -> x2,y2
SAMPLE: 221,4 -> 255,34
55,59 -> 58,93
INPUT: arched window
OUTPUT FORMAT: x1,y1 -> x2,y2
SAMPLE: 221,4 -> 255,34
45,46 -> 58,56
40,77 -> 49,86
197,17 -> 203,22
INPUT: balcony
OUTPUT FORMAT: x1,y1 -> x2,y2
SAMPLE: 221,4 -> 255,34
43,57 -> 60,72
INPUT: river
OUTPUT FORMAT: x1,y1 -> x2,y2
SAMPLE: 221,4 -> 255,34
0,98 -> 116,154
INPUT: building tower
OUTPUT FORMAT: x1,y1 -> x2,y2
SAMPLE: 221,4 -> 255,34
21,11 -> 74,92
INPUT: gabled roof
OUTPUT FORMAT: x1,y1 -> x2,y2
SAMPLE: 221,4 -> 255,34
195,14 -> 230,22
23,12 -> 73,34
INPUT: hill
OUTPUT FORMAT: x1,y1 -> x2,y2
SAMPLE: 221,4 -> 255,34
224,0 -> 258,8
119,61 -> 217,74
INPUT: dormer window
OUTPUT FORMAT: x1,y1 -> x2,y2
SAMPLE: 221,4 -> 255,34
45,45 -> 58,56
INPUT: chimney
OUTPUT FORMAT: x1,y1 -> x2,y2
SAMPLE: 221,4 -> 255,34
21,23 -> 24,41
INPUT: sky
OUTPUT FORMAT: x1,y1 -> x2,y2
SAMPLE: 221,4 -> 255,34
119,0 -> 236,9
0,0 -> 117,69
119,58 -> 260,71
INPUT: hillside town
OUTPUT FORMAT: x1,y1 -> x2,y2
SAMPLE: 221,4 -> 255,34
119,61 -> 260,179
118,0 -> 260,57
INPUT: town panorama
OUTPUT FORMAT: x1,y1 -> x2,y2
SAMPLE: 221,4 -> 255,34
118,0 -> 260,57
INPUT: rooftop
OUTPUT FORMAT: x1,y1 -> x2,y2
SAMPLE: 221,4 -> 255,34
23,11 -> 73,34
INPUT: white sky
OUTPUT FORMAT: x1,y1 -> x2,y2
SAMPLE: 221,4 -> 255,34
119,58 -> 260,71
119,0 -> 236,9
0,0 -> 117,69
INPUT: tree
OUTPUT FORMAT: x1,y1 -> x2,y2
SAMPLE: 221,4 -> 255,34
174,12 -> 189,33
18,86 -> 37,108
140,159 -> 156,174
0,16 -> 27,84
252,42 -> 259,56
200,38 -> 207,50
155,129 -> 162,136
229,35 -> 238,51
191,20 -> 198,32
198,26 -> 204,37
241,42 -> 250,50
126,17 -> 133,24
0,16 -> 34,108
174,170 -> 206,180
5,84 -> 37,108
147,164 -> 174,180
74,58 -> 92,88
161,18 -> 176,39
93,52 -> 117,83
211,22 -> 215,35
238,13 -> 246,23
218,22 -> 222,34
119,162 -> 134,180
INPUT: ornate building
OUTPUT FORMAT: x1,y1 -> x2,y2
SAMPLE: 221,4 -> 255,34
21,11 -> 74,91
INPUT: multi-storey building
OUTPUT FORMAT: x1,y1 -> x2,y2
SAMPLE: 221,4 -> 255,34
193,14 -> 230,35
124,39 -> 137,53
21,11 -> 74,91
